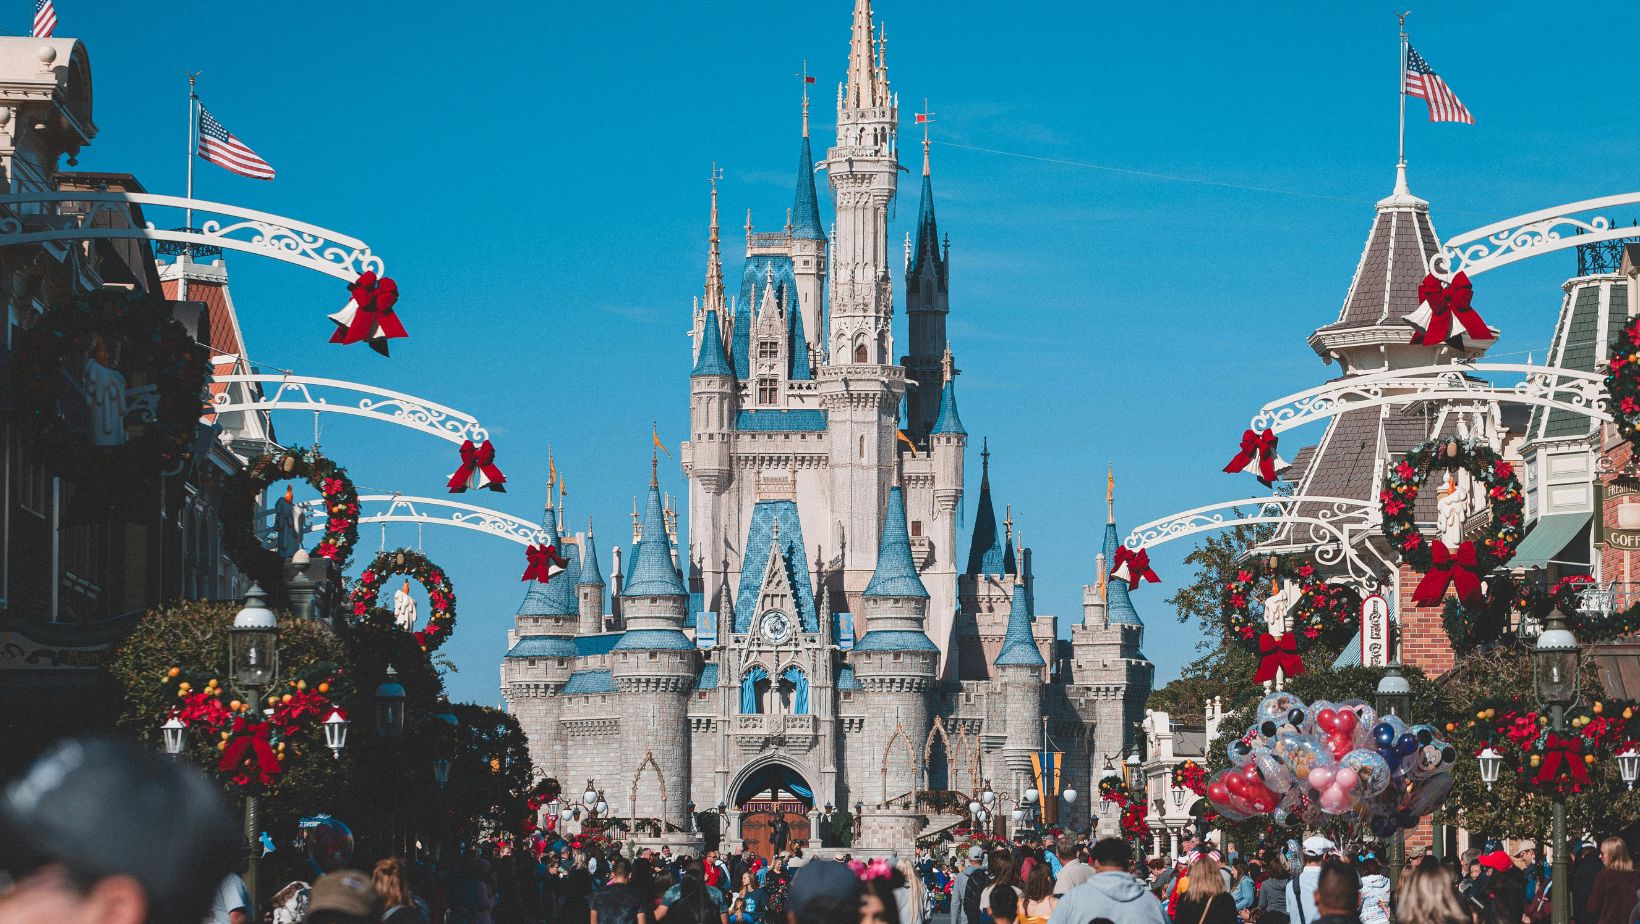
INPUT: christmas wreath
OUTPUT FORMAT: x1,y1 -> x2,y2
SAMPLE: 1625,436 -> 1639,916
1096,775 -> 1151,839
1171,759 -> 1207,796
1454,698 -> 1640,797
347,548 -> 457,652
12,292 -> 209,502
220,448 -> 361,589
1380,438 -> 1523,606
1606,317 -> 1640,449
1223,554 -> 1361,686
159,660 -> 351,793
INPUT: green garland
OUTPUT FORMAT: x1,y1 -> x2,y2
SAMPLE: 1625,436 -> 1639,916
347,548 -> 457,653
11,293 -> 209,501
1380,437 -> 1523,573
1606,317 -> 1640,448
1441,574 -> 1638,648
219,448 -> 361,589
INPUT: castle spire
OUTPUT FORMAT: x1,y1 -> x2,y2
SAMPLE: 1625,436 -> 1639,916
846,0 -> 879,109
791,69 -> 826,242
1101,468 -> 1143,626
864,485 -> 929,598
994,581 -> 1045,667
931,347 -> 965,436
623,458 -> 686,598
966,439 -> 1004,577
703,163 -> 725,312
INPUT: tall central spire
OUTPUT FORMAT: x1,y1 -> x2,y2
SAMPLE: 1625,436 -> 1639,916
846,0 -> 879,109
704,164 -> 725,312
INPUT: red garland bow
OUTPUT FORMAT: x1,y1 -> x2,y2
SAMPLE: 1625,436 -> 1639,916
1223,428 -> 1284,486
1410,272 -> 1492,348
1110,546 -> 1159,590
447,439 -> 508,493
218,718 -> 281,779
1531,733 -> 1590,788
521,544 -> 568,583
1253,632 -> 1305,684
329,271 -> 409,356
1411,540 -> 1483,606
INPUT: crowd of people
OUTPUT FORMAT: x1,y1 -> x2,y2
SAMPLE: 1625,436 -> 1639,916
3,738 -> 1638,924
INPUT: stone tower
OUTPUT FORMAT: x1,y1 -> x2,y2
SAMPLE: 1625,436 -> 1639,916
577,520 -> 605,636
849,485 -> 936,807
608,460 -> 697,828
501,504 -> 579,780
994,581 -> 1047,800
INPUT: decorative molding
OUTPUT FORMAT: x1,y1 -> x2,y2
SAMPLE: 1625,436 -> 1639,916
561,718 -> 619,737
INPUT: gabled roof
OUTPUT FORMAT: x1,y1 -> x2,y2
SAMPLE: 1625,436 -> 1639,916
734,255 -> 800,379
622,476 -> 687,598
994,582 -> 1046,666
865,487 -> 928,598
692,308 -> 734,377
734,499 -> 818,632
791,134 -> 826,241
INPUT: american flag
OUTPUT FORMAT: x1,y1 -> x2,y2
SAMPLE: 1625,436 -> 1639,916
31,0 -> 55,38
197,107 -> 275,180
1405,46 -> 1473,125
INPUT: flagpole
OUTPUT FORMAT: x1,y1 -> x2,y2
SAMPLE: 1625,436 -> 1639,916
182,71 -> 200,300
1396,12 -> 1410,194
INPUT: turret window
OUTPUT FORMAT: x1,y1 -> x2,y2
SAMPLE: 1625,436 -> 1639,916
757,378 -> 778,405
854,344 -> 869,363
758,339 -> 779,361
910,520 -> 923,537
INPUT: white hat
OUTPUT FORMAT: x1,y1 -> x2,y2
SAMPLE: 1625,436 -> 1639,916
1302,836 -> 1335,856
969,846 -> 986,860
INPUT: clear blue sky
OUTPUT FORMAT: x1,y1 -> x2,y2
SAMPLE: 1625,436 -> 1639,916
60,1 -> 1640,705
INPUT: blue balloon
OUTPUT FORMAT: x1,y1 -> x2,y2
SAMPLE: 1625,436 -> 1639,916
1397,733 -> 1419,757
1373,722 -> 1396,748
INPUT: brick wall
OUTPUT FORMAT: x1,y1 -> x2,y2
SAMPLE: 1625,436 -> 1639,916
1395,562 -> 1455,676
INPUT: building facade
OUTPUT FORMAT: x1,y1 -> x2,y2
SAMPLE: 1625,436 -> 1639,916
501,0 -> 1152,853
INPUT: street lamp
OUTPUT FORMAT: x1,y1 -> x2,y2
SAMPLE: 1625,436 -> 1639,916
161,715 -> 186,757
1063,788 -> 1077,804
1535,606 -> 1579,924
227,585 -> 279,916
1171,784 -> 1185,808
1477,747 -> 1503,791
1617,746 -> 1640,791
433,757 -> 451,790
374,666 -> 406,738
1376,662 -> 1412,892
323,709 -> 349,758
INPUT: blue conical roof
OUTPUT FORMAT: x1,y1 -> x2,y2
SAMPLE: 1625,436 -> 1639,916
864,487 -> 928,598
546,532 -> 581,614
994,582 -> 1045,666
1102,521 -> 1143,626
578,523 -> 604,586
789,298 -> 812,381
966,445 -> 1005,577
622,473 -> 687,598
931,379 -> 965,435
791,134 -> 826,241
692,309 -> 734,377
910,168 -> 941,278
516,506 -> 565,617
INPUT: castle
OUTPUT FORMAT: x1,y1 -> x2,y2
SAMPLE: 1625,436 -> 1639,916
501,0 -> 1152,852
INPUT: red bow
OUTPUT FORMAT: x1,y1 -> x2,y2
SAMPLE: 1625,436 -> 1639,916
1223,428 -> 1283,486
447,439 -> 507,493
217,718 -> 281,780
521,544 -> 568,583
1411,540 -> 1483,606
1531,733 -> 1590,789
1253,632 -> 1305,684
329,271 -> 409,356
1411,272 -> 1491,348
1110,546 -> 1159,590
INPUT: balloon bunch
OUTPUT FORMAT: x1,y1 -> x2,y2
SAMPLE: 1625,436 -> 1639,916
1204,692 -> 1456,836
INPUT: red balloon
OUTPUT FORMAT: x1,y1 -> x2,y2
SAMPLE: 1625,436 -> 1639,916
1316,709 -> 1337,733
1226,773 -> 1249,796
1335,710 -> 1358,734
1328,733 -> 1352,759
1207,781 -> 1231,805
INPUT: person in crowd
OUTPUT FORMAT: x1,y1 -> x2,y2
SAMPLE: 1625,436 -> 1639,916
1355,858 -> 1390,924
1568,842 -> 1602,924
446,854 -> 495,924
1397,858 -> 1470,924
991,886 -> 1022,924
785,860 -> 863,924
1456,850 -> 1482,902
207,857 -> 253,924
981,852 -> 1024,924
1231,860 -> 1257,918
1175,856 -> 1238,924
1257,850 -> 1291,924
592,857 -> 648,924
1310,863 -> 1361,924
0,737 -> 241,924
955,846 -> 988,924
1046,838 -> 1169,924
1019,860 -> 1058,924
1285,838 -> 1333,924
1055,840 -> 1095,897
1476,866 -> 1526,924
372,858 -> 427,924
1516,844 -> 1548,905
966,849 -> 1000,924
308,870 -> 381,924
1587,837 -> 1640,924
894,857 -> 925,924
657,859 -> 727,924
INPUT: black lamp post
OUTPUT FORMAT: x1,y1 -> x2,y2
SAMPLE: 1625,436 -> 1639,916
375,666 -> 406,738
1535,606 -> 1578,924
1375,662 -> 1411,893
227,584 -> 279,913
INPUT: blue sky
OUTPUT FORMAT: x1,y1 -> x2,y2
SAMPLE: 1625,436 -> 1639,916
60,1 -> 1640,704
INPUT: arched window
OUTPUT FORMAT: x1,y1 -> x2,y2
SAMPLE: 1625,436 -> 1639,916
779,666 -> 810,715
740,666 -> 770,714
854,343 -> 868,364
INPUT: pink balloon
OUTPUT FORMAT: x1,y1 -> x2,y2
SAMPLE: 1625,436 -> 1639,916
1319,786 -> 1350,813
1309,766 -> 1335,789
1335,766 -> 1360,791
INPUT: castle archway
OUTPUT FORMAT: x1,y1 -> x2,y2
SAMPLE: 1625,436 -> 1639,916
729,759 -> 816,860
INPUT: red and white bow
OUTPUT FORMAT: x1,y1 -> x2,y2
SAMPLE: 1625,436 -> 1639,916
1110,546 -> 1159,590
328,271 -> 408,356
447,439 -> 507,493
1405,272 -> 1493,350
1223,428 -> 1289,486
1253,632 -> 1305,685
521,544 -> 568,583
1411,540 -> 1483,606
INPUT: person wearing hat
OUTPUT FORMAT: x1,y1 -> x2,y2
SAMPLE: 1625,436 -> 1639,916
0,737 -> 241,924
307,869 -> 379,924
953,846 -> 987,924
1283,836 -> 1335,924
786,859 -> 863,924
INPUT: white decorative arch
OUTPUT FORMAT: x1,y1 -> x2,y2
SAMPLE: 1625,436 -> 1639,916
300,494 -> 545,547
1432,192 -> 1640,279
1122,494 -> 1391,592
211,373 -> 489,446
1249,362 -> 1608,435
0,191 -> 384,281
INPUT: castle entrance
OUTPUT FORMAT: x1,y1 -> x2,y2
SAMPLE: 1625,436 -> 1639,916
734,763 -> 813,861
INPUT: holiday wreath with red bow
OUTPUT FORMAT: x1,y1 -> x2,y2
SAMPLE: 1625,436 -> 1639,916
347,548 -> 458,652
1171,759 -> 1208,796
1379,438 -> 1523,607
220,448 -> 362,590
1605,316 -> 1640,450
1451,698 -> 1640,798
1097,775 -> 1150,839
1221,554 -> 1362,684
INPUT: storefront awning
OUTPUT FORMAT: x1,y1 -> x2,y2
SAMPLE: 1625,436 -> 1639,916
1511,512 -> 1592,569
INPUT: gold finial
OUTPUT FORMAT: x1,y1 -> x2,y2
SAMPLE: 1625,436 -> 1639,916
941,346 -> 954,384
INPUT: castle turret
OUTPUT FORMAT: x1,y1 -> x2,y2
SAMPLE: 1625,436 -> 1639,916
609,458 -> 696,828
502,500 -> 578,776
924,348 -> 967,678
689,172 -> 738,622
790,82 -> 828,358
850,485 -> 936,807
903,130 -> 949,443
577,519 -> 605,635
